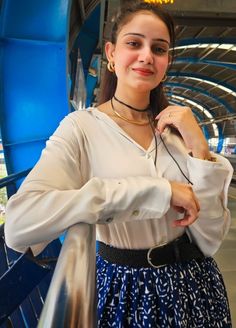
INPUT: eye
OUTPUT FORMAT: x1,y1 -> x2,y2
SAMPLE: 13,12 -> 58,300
152,46 -> 168,55
126,41 -> 140,47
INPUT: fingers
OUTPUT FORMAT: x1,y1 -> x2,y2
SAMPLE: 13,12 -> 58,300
155,106 -> 194,137
173,198 -> 199,227
173,206 -> 185,213
156,113 -> 175,134
157,106 -> 208,155
193,194 -> 200,212
156,105 -> 191,120
170,181 -> 200,227
172,209 -> 198,227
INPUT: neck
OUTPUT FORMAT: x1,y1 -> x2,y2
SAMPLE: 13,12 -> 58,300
114,95 -> 150,113
110,99 -> 150,126
115,93 -> 150,109
114,90 -> 150,119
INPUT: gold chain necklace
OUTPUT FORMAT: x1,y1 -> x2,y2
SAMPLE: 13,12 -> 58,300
110,98 -> 150,126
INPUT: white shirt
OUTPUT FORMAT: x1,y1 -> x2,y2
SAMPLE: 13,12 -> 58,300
5,108 -> 233,256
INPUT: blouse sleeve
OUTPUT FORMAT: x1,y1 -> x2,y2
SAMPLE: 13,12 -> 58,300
186,153 -> 233,256
5,114 -> 172,255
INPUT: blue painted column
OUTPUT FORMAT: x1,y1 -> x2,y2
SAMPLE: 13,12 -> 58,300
0,0 -> 72,186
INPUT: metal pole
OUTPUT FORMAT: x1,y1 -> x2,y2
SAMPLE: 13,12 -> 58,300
38,223 -> 97,328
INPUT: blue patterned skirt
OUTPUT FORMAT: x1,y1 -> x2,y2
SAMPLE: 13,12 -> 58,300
97,254 -> 232,327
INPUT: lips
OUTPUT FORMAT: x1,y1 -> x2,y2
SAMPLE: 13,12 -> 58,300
132,68 -> 154,76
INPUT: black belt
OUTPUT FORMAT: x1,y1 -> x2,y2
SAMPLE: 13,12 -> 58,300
97,233 -> 204,268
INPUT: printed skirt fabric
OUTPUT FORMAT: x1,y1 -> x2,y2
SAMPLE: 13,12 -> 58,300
96,254 -> 232,328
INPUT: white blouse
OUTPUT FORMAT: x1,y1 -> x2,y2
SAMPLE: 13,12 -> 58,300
5,108 -> 233,256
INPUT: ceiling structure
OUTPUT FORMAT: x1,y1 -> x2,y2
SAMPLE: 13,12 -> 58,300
165,1 -> 236,140
72,0 -> 236,141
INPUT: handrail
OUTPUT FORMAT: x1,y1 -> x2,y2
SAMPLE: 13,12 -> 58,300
38,223 -> 97,328
0,168 -> 32,198
0,168 -> 31,189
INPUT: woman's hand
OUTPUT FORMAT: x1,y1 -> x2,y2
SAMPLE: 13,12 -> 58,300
170,181 -> 200,227
156,106 -> 211,160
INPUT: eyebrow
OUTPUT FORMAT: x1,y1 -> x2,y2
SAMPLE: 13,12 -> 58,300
123,33 -> 170,46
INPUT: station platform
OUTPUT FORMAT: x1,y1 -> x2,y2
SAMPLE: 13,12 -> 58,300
214,185 -> 236,326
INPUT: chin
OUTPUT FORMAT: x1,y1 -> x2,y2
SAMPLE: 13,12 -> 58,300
132,81 -> 159,93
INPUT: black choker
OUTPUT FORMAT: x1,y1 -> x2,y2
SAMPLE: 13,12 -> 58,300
114,95 -> 150,112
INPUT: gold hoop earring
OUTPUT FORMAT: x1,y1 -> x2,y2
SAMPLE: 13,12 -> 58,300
107,61 -> 115,73
161,74 -> 167,82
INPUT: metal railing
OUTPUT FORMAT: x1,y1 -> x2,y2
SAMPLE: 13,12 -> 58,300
1,171 -> 97,326
0,168 -> 32,198
38,223 -> 97,328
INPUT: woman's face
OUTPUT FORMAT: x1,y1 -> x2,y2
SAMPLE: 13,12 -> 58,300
106,12 -> 171,94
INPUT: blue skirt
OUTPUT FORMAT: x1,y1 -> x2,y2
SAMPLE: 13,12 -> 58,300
96,254 -> 232,327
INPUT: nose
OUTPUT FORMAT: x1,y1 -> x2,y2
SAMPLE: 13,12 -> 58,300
138,47 -> 154,65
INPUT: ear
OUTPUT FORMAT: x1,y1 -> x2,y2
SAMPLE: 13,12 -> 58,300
168,53 -> 172,66
105,42 -> 116,62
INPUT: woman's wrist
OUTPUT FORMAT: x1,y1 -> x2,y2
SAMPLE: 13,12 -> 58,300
189,146 -> 217,162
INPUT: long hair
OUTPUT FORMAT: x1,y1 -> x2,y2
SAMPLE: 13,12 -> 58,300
98,1 -> 176,119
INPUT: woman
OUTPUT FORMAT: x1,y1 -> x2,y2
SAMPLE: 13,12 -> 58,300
5,1 -> 233,327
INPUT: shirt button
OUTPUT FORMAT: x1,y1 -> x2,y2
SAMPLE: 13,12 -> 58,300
132,210 -> 140,216
106,217 -> 113,223
146,153 -> 151,159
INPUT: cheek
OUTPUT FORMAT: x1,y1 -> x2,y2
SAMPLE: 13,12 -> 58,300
114,49 -> 136,69
156,57 -> 169,73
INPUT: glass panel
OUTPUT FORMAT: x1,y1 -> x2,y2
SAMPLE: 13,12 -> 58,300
71,49 -> 87,111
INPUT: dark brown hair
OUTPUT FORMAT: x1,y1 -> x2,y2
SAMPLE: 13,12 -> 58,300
98,1 -> 176,119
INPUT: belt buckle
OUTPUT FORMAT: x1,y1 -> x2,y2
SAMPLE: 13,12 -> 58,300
147,242 -> 168,269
